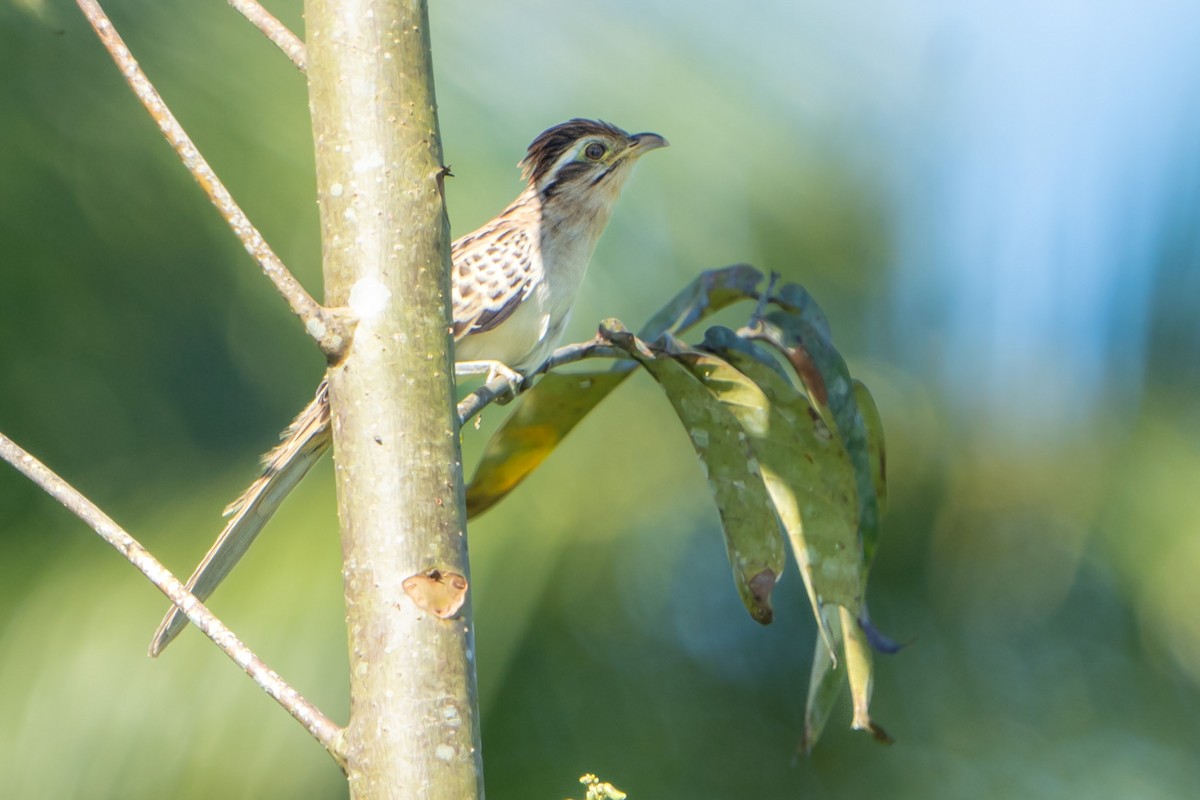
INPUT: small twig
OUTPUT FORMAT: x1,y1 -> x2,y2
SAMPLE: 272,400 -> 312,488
228,0 -> 306,71
454,339 -> 626,425
0,431 -> 347,767
455,373 -> 516,425
74,0 -> 351,360
527,339 -> 627,380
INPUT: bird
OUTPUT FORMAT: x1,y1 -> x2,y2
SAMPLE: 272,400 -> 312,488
149,119 -> 667,655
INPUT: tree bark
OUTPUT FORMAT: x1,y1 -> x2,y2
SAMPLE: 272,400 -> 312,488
304,1 -> 483,796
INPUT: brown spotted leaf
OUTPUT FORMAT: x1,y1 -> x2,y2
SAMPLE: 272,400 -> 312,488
746,299 -> 894,752
603,321 -> 785,625
698,327 -> 863,652
754,309 -> 881,563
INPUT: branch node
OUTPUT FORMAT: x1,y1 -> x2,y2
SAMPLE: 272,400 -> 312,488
75,0 -> 329,356
311,307 -> 358,363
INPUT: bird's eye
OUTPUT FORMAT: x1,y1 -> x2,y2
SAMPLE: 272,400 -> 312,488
584,142 -> 606,160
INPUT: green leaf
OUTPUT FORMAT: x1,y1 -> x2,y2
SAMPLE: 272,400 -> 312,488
772,282 -> 832,341
638,264 -> 764,341
800,610 -> 842,755
852,378 -> 887,561
698,328 -> 862,651
461,270 -> 896,752
753,310 -> 880,574
747,306 -> 894,750
603,321 -> 785,625
466,265 -> 764,517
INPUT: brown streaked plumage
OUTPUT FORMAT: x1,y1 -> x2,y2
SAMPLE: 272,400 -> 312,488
451,118 -> 667,373
150,119 -> 667,655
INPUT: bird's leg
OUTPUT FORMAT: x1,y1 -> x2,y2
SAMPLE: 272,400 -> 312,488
455,360 -> 526,396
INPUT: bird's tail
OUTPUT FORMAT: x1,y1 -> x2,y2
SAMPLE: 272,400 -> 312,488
149,381 -> 333,656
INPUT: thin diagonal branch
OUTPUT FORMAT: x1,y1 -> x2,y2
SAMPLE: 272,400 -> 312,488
526,340 -> 627,380
228,0 -> 307,70
75,0 -> 350,360
0,431 -> 347,768
454,339 -> 627,425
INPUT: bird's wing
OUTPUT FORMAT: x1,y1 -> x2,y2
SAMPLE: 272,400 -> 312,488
451,225 -> 537,339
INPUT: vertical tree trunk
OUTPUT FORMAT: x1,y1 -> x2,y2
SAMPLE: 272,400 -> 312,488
304,1 -> 483,796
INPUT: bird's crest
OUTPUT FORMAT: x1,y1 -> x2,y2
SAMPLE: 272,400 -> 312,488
520,119 -> 628,184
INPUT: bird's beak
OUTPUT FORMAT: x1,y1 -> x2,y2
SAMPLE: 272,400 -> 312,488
628,132 -> 669,155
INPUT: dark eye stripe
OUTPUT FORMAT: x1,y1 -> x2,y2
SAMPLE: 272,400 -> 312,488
541,162 -> 593,198
589,167 -> 614,187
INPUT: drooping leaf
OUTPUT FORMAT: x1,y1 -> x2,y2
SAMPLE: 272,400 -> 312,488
800,607 -> 893,753
465,369 -> 627,517
753,310 -> 881,566
841,605 -> 892,744
466,265 -> 765,517
800,609 -> 842,755
772,282 -> 832,342
852,378 -> 887,561
603,321 -> 784,625
749,306 -> 895,750
692,327 -> 862,652
461,268 -> 897,752
638,263 -> 764,341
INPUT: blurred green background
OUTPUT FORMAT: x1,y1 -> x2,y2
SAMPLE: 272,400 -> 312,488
3,1 -> 1200,798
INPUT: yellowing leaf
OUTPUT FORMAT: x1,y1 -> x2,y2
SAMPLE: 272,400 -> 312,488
466,370 -> 627,518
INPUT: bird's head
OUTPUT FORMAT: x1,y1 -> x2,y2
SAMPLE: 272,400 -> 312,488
519,119 -> 668,206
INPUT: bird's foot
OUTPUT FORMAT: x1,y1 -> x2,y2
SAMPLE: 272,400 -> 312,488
455,360 -> 526,398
